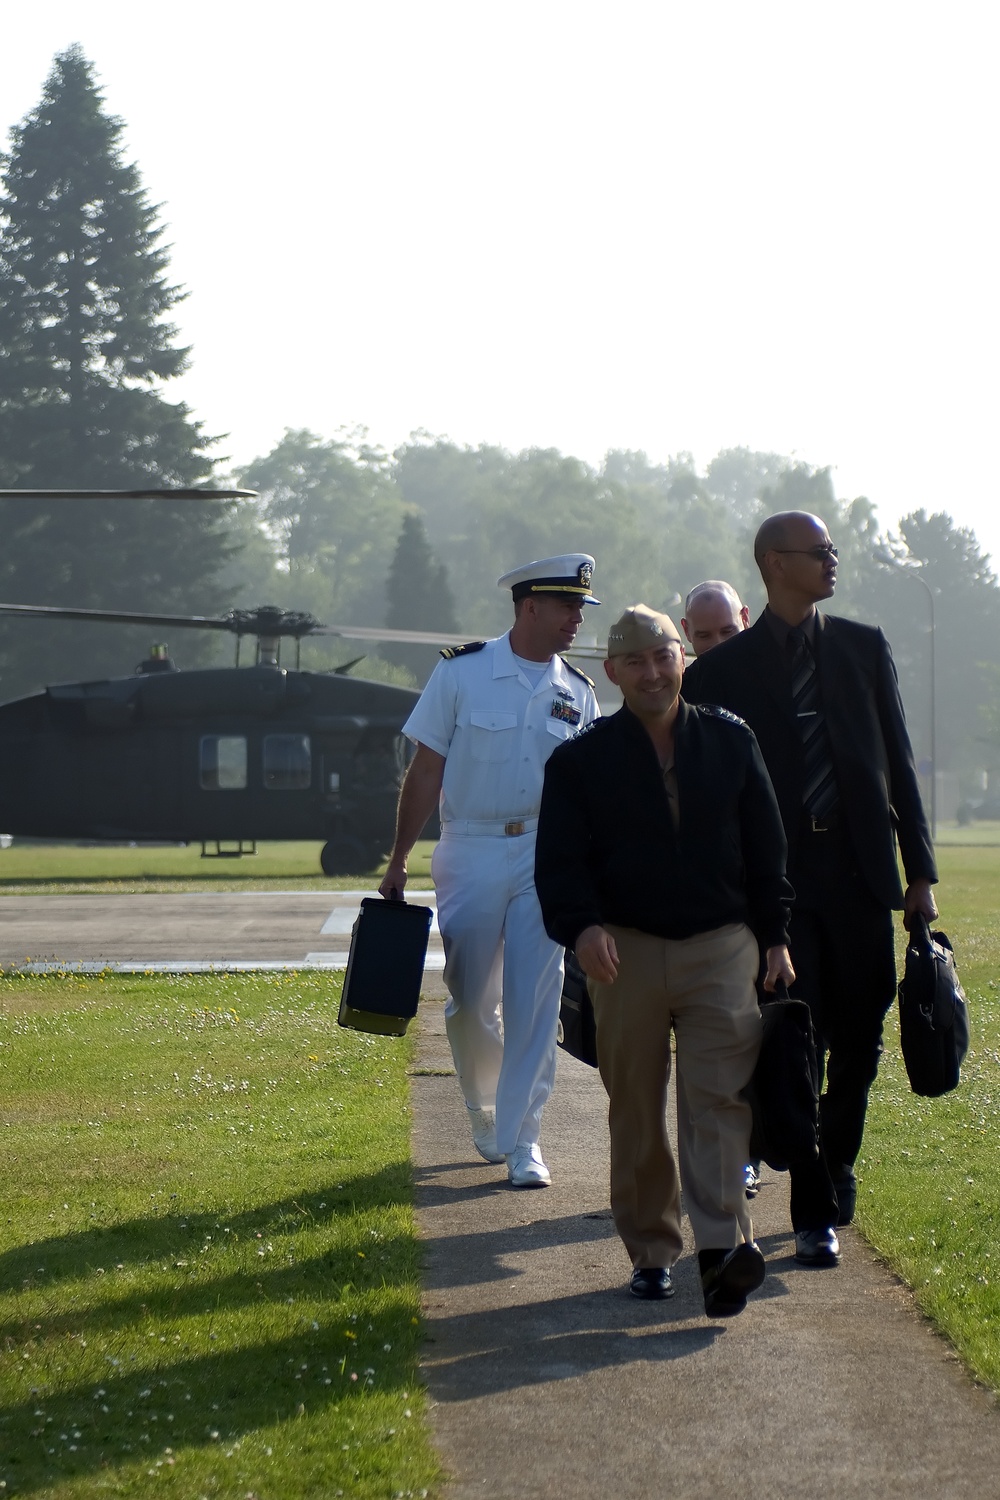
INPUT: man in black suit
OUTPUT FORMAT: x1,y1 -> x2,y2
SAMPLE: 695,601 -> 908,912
683,511 -> 939,1268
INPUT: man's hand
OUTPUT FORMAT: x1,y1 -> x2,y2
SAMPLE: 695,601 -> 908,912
575,925 -> 619,984
903,878 -> 939,930
378,861 -> 408,901
375,742 -> 445,900
762,944 -> 795,992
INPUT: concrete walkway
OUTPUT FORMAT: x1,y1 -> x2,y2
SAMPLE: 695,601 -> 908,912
411,988 -> 1000,1500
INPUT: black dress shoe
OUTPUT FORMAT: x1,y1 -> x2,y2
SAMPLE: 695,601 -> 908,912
700,1242 -> 766,1318
629,1267 -> 674,1300
794,1227 -> 841,1267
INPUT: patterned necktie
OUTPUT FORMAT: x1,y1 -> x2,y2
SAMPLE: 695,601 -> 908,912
787,626 -> 839,819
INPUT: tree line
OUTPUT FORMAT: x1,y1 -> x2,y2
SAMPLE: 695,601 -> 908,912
2,48 -> 998,795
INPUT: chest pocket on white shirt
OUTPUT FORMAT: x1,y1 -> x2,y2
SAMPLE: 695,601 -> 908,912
545,718 -> 575,743
469,709 -> 518,762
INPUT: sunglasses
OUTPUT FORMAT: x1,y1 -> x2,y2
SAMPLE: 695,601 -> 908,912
772,545 -> 839,561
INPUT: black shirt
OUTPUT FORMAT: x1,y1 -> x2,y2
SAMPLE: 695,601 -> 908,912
535,699 -> 792,951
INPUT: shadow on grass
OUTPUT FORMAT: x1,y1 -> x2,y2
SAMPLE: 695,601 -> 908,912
2,1166 -> 422,1492
1,1314 -> 411,1495
0,1239 -> 414,1347
1,1166 -> 411,1294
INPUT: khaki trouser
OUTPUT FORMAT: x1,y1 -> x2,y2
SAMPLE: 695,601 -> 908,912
590,922 -> 762,1268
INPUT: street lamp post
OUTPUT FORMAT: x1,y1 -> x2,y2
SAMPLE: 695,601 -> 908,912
875,550 -> 936,838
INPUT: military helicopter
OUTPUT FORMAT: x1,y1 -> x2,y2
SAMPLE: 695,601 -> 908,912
0,488 -> 469,874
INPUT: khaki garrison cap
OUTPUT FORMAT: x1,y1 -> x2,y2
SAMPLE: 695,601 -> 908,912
497,553 -> 600,604
606,604 -> 683,657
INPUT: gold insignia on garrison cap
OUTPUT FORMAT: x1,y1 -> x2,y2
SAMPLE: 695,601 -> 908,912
606,604 -> 683,657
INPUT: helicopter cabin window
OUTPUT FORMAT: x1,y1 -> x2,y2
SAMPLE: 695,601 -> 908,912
263,734 -> 312,791
200,736 -> 248,791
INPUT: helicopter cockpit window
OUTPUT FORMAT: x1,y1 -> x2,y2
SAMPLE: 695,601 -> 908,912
263,734 -> 312,791
200,735 -> 248,791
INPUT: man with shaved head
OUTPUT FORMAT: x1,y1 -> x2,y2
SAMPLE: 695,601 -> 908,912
681,579 -> 750,656
682,577 -> 760,1195
535,605 -> 794,1318
684,511 -> 938,1270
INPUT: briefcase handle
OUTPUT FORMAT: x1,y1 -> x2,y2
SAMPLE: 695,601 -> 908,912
761,978 -> 791,1006
907,911 -> 933,950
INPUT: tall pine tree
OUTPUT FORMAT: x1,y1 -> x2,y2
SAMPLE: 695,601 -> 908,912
0,46 -> 234,697
384,511 -> 459,682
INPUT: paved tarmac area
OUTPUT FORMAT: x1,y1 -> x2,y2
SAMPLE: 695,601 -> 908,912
413,993 -> 1000,1500
0,891 -> 443,970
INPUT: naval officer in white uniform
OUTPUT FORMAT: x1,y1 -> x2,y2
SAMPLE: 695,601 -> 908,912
378,555 -> 600,1186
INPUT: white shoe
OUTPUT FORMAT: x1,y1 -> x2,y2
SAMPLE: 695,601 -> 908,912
468,1106 -> 504,1164
506,1143 -> 551,1188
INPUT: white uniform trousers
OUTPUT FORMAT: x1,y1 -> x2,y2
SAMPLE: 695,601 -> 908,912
432,828 -> 563,1157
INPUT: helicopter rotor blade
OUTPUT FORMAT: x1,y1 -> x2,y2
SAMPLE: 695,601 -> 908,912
312,623 -> 606,661
0,604 -> 467,645
0,601 -> 606,662
0,603 -> 240,631
0,605 -> 463,642
307,624 -> 470,646
0,488 -> 257,500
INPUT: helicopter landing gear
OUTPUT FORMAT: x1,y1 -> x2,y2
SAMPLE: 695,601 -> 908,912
320,836 -> 383,877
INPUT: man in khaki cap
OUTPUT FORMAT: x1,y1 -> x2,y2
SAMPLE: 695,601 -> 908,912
535,604 -> 794,1317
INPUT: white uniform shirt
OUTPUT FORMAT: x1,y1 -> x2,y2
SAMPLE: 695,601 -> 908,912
403,633 -> 600,825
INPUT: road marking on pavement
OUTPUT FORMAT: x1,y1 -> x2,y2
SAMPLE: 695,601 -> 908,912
305,950 -> 446,969
3,889 -> 445,974
320,905 -> 440,937
13,954 -> 447,974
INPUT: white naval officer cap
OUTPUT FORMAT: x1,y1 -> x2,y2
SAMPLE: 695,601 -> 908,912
497,553 -> 600,605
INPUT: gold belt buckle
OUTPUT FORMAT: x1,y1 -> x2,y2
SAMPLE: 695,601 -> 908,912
504,820 -> 525,836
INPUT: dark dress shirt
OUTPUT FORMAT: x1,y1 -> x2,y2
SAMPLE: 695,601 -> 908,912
535,699 -> 792,952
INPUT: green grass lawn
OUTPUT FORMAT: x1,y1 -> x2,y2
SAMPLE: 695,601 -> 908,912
1,834 -> 999,1481
933,820 -> 1000,848
0,842 -> 437,895
0,971 -> 442,1499
860,843 -> 1000,1387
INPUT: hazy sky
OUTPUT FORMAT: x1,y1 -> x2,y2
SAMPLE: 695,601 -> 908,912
6,3 -> 1000,565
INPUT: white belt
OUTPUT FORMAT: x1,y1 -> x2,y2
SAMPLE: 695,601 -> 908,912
443,817 -> 539,837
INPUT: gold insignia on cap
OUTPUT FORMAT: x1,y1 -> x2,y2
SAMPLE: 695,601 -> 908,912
497,553 -> 600,604
606,603 -> 682,656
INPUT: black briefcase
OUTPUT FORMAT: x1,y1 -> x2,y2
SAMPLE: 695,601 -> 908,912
337,897 -> 433,1037
898,914 -> 970,1097
742,983 -> 820,1171
557,948 -> 599,1067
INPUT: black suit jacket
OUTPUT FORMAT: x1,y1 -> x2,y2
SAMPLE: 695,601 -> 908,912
682,613 -> 937,910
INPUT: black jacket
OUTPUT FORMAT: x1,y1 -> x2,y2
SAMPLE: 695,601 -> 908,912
535,699 -> 792,951
682,613 -> 937,908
